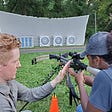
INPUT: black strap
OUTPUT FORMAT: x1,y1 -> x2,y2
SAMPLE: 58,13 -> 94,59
66,73 -> 80,106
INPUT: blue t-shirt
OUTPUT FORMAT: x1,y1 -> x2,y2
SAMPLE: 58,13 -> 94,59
89,67 -> 112,111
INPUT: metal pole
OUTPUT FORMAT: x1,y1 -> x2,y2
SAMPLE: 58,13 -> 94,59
94,12 -> 97,33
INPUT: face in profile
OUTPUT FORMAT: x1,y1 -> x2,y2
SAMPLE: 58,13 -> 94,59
0,48 -> 21,82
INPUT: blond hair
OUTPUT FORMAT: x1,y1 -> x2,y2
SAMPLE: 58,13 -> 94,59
0,33 -> 21,65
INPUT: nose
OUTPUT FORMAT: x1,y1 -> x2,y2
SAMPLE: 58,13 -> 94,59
18,61 -> 21,67
17,60 -> 21,68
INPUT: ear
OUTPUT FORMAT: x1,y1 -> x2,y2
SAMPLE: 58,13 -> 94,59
93,56 -> 101,67
94,56 -> 100,63
95,56 -> 108,69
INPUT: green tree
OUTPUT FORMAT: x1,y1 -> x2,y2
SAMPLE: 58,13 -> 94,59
0,0 -> 6,10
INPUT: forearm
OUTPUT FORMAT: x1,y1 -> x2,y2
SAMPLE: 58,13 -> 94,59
78,83 -> 89,112
50,78 -> 59,88
18,82 -> 54,102
50,63 -> 69,87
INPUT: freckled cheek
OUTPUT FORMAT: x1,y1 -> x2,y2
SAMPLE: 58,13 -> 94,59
9,65 -> 17,76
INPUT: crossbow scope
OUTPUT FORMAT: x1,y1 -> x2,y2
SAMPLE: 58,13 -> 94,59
49,52 -> 100,76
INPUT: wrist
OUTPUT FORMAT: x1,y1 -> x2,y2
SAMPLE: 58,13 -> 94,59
50,79 -> 58,88
78,82 -> 84,87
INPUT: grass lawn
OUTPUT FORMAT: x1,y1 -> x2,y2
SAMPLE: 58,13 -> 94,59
16,50 -> 91,112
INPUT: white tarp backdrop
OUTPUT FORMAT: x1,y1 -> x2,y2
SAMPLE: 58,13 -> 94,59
0,11 -> 89,48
